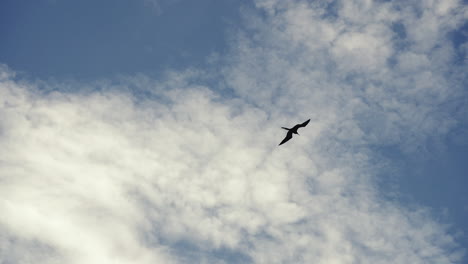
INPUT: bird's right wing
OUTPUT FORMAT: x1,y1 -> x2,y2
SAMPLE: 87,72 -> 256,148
279,131 -> 293,146
298,119 -> 310,127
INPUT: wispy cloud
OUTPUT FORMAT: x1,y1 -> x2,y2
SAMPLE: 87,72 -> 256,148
143,0 -> 178,15
0,0 -> 467,263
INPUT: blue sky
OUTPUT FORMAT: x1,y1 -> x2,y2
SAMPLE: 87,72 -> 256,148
0,0 -> 247,79
1,0 -> 467,263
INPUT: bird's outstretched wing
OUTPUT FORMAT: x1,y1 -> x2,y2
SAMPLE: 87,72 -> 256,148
298,119 -> 310,128
291,119 -> 310,131
279,130 -> 293,146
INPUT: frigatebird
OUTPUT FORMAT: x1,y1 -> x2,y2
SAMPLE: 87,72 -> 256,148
279,119 -> 310,146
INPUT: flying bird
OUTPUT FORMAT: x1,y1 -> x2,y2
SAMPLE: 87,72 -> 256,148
279,119 -> 310,146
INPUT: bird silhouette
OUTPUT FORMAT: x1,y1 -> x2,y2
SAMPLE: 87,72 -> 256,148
279,119 -> 310,146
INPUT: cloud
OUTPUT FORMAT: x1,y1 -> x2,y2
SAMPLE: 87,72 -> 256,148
143,0 -> 178,15
1,0 -> 467,263
225,0 -> 467,150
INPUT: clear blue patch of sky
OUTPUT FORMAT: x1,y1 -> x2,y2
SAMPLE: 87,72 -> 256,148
0,0 -> 251,81
375,136 -> 468,262
450,21 -> 468,65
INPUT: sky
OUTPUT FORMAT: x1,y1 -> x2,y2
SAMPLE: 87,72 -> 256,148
0,0 -> 467,263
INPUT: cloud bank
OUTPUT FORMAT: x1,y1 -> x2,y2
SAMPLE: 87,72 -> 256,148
1,0 -> 467,263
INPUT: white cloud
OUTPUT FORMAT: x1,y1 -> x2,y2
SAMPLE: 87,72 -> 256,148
332,28 -> 393,72
0,0 -> 467,263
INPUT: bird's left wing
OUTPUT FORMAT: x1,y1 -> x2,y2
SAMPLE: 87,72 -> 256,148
279,131 -> 293,146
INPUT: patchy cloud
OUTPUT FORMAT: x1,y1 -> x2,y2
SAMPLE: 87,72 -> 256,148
1,0 -> 467,263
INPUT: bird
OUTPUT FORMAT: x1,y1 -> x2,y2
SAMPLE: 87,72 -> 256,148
279,119 -> 310,146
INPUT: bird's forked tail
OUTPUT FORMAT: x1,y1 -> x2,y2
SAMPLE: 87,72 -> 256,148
281,127 -> 290,130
